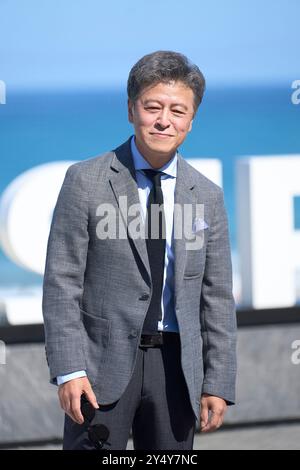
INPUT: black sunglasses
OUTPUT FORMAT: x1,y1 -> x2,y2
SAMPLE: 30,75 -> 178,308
81,396 -> 110,450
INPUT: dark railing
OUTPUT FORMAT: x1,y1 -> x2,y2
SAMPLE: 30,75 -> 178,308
1,306 -> 300,345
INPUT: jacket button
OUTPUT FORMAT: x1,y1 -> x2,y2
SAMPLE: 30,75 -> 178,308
139,293 -> 149,301
130,329 -> 137,338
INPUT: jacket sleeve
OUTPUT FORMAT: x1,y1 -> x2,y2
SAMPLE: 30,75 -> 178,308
200,188 -> 237,405
42,163 -> 89,383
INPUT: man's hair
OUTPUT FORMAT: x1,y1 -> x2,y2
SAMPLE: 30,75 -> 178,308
127,50 -> 206,112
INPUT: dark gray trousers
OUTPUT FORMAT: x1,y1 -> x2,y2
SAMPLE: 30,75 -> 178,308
63,333 -> 196,450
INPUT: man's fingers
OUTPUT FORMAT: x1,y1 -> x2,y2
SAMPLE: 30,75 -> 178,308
57,377 -> 98,424
69,395 -> 85,424
84,386 -> 99,409
59,392 -> 70,417
59,386 -> 84,425
200,404 -> 209,430
201,410 -> 224,433
200,395 -> 227,433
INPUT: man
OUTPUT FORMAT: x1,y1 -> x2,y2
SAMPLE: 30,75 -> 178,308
42,50 -> 237,450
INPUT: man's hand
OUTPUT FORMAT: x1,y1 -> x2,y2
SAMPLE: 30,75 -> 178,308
200,393 -> 227,432
58,376 -> 99,425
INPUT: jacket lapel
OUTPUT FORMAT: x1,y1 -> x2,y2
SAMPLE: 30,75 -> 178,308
109,139 -> 151,279
174,154 -> 196,297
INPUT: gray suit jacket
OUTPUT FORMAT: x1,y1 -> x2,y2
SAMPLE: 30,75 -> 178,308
42,137 -> 237,421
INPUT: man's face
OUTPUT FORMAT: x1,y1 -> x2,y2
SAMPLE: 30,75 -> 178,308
128,80 -> 195,166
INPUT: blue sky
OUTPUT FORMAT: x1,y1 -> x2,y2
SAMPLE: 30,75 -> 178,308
0,0 -> 299,90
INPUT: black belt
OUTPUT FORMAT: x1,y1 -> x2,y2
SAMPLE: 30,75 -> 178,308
140,331 -> 179,347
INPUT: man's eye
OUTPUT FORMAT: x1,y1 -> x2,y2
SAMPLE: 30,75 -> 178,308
145,107 -> 160,111
172,110 -> 184,115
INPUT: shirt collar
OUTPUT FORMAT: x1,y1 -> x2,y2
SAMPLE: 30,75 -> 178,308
130,135 -> 177,178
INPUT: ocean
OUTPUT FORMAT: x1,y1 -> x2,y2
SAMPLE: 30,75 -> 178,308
0,85 -> 299,288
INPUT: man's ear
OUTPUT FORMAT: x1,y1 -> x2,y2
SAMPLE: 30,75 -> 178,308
128,99 -> 134,123
188,119 -> 193,132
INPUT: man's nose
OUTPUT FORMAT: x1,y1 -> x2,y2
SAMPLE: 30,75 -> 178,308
156,109 -> 171,128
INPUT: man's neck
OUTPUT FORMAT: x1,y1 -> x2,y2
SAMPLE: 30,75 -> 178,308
134,138 -> 176,169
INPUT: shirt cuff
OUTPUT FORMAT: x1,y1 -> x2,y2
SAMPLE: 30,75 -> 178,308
56,370 -> 87,385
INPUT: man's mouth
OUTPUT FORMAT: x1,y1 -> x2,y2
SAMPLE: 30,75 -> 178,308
150,133 -> 174,138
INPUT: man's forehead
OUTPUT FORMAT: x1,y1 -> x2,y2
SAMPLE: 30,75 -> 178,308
138,81 -> 194,103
